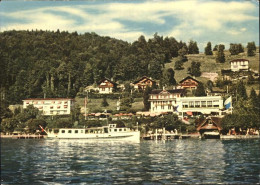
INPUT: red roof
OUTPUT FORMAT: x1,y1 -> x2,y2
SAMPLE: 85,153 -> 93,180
230,59 -> 249,63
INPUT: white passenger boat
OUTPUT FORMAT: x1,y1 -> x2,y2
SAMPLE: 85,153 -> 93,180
45,124 -> 140,141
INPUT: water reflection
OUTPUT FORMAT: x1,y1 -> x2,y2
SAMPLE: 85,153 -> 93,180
1,139 -> 260,184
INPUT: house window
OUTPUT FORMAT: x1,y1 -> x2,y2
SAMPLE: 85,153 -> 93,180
183,102 -> 188,108
201,101 -> 206,107
195,101 -> 200,108
50,106 -> 53,109
207,101 -> 213,107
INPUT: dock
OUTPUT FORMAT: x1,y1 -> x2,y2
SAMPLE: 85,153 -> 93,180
1,134 -> 45,139
142,128 -> 200,140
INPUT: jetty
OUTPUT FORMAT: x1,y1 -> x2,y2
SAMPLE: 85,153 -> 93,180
1,134 -> 45,139
142,128 -> 200,140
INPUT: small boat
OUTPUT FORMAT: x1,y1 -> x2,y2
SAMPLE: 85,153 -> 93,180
45,124 -> 140,141
202,131 -> 220,139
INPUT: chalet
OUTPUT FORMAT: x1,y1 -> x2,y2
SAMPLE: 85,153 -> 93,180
149,89 -> 186,113
178,76 -> 200,90
230,59 -> 249,72
98,78 -> 117,94
22,98 -> 75,116
196,117 -> 222,139
132,76 -> 156,91
206,87 -> 227,97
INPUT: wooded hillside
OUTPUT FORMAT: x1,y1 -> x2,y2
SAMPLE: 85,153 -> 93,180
0,30 -> 186,104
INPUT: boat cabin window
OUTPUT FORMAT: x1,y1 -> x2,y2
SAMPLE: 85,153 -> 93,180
61,130 -> 65,133
124,128 -> 126,131
104,128 -> 108,133
68,130 -> 72,134
75,130 -> 78,134
85,130 -> 89,134
119,129 -> 122,132
114,129 -> 117,132
54,129 -> 59,134
81,130 -> 84,133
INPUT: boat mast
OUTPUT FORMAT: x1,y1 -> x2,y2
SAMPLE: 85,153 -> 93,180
85,91 -> 88,120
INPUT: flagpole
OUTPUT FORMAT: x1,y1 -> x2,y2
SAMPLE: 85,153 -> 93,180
231,95 -> 233,114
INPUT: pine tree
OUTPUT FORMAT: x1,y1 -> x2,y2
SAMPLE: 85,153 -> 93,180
143,86 -> 152,111
249,88 -> 258,112
216,44 -> 225,63
188,40 -> 199,54
101,96 -> 109,107
188,61 -> 201,77
194,83 -> 206,96
161,68 -> 176,87
236,80 -> 247,100
204,42 -> 213,55
247,42 -> 256,56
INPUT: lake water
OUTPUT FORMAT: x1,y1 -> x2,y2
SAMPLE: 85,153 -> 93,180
1,139 -> 260,184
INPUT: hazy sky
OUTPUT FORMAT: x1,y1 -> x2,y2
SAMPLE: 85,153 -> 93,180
0,0 -> 259,51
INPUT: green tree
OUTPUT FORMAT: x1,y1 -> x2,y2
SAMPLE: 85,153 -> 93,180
0,118 -> 18,133
236,80 -> 248,100
120,97 -> 132,111
194,83 -> 206,96
247,42 -> 256,56
204,42 -> 213,55
206,80 -> 214,91
161,68 -> 176,87
249,88 -> 258,113
143,86 -> 152,111
101,96 -> 109,107
188,40 -> 199,54
27,119 -> 47,133
216,44 -> 225,63
188,61 -> 201,77
174,60 -> 184,70
229,43 -> 243,55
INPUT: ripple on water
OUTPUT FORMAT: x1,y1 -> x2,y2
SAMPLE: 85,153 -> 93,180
1,139 -> 260,184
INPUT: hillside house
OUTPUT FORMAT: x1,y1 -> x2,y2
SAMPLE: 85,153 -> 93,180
22,98 -> 75,116
178,76 -> 200,90
206,87 -> 227,97
149,89 -> 186,113
230,59 -> 249,72
132,76 -> 156,91
98,78 -> 117,94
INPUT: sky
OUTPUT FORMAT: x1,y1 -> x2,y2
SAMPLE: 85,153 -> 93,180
0,0 -> 259,51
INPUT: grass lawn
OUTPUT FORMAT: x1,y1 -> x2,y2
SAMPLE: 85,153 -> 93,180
75,97 -> 144,113
166,48 -> 259,84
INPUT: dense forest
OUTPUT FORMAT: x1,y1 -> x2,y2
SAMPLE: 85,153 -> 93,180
0,30 -> 200,104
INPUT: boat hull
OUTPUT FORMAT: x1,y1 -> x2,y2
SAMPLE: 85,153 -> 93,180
47,131 -> 140,142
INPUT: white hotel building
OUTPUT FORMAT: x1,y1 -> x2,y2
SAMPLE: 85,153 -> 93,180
149,89 -> 225,117
23,98 -> 75,116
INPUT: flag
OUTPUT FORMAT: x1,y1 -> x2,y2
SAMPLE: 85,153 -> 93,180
173,105 -> 179,112
224,96 -> 232,109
